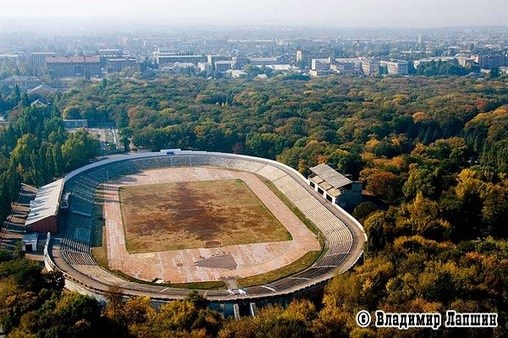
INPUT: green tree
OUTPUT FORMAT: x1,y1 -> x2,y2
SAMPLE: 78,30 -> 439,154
61,130 -> 100,170
63,105 -> 81,119
362,169 -> 400,204
363,211 -> 390,254
352,202 -> 379,223
403,165 -> 442,200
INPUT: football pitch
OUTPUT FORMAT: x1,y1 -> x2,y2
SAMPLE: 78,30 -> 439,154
119,179 -> 291,253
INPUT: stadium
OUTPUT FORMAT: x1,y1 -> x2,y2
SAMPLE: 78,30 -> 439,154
38,150 -> 365,313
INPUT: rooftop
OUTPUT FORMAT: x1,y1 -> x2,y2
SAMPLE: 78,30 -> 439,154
161,62 -> 196,69
27,84 -> 58,94
107,58 -> 137,62
22,232 -> 38,242
249,57 -> 278,62
25,179 -> 64,226
309,163 -> 352,189
3,75 -> 41,82
0,53 -> 20,58
157,54 -> 204,58
381,59 -> 409,64
46,56 -> 100,64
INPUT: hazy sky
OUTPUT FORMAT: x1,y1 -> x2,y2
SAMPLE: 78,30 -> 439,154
1,0 -> 507,27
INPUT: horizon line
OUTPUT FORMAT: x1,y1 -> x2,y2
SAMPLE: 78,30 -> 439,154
0,20 -> 507,32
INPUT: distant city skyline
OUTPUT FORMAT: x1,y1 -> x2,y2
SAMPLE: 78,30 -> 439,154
1,0 -> 507,30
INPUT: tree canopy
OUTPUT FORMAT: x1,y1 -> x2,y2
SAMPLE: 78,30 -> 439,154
0,74 -> 507,336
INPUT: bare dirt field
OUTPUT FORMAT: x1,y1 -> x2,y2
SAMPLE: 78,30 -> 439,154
119,179 -> 290,253
103,167 -> 320,283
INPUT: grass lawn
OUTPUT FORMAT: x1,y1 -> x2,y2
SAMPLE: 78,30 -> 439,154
119,179 -> 291,253
237,250 -> 322,288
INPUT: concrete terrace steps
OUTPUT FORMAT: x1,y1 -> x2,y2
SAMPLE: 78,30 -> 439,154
62,251 -> 96,265
58,237 -> 96,266
60,237 -> 90,252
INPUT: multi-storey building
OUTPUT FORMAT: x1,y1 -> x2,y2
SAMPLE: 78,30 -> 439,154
106,58 -> 138,73
380,59 -> 409,75
412,56 -> 457,68
159,62 -> 199,74
311,58 -> 331,71
46,56 -> 101,78
2,76 -> 43,91
232,56 -> 250,69
98,49 -> 123,58
0,54 -> 20,68
296,50 -> 332,68
457,55 -> 476,68
29,52 -> 56,66
207,54 -> 231,64
249,56 -> 284,66
361,58 -> 380,76
332,58 -> 361,75
309,58 -> 332,77
98,49 -> 124,67
154,52 -> 206,66
214,60 -> 235,72
477,53 -> 507,69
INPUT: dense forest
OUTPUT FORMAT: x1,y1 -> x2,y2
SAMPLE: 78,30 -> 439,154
0,101 -> 100,222
1,74 -> 507,337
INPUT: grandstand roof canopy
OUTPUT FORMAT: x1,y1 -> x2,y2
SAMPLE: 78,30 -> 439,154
25,179 -> 63,226
327,188 -> 342,198
309,164 -> 352,189
309,175 -> 324,185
